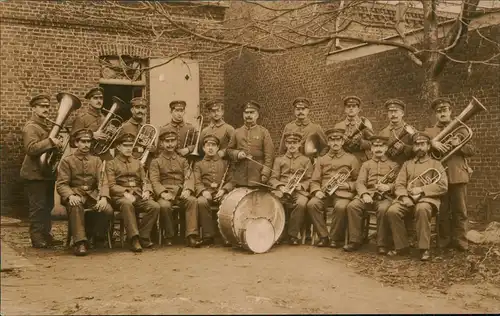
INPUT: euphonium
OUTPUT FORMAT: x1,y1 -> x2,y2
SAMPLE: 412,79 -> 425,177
39,93 -> 82,176
407,167 -> 447,202
386,124 -> 417,157
322,167 -> 352,196
132,124 -> 158,165
431,97 -> 486,162
91,96 -> 127,155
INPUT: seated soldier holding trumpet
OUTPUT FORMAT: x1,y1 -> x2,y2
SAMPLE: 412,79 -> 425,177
345,135 -> 399,254
307,128 -> 361,248
386,132 -> 448,261
194,134 -> 234,246
269,131 -> 313,245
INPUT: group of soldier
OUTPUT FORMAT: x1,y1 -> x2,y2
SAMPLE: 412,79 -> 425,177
21,87 -> 474,261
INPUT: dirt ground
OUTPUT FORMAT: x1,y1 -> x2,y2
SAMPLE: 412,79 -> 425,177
1,221 -> 499,315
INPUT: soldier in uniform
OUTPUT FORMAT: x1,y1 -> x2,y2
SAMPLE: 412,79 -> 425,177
106,132 -> 160,252
194,134 -> 234,246
278,97 -> 328,157
21,94 -> 64,248
379,99 -> 415,166
334,96 -> 374,163
149,128 -> 201,248
386,132 -> 448,261
344,135 -> 399,254
56,128 -> 113,256
198,99 -> 235,158
71,87 -> 112,160
226,101 -> 275,187
425,97 -> 475,251
269,131 -> 312,245
306,128 -> 360,248
160,100 -> 197,159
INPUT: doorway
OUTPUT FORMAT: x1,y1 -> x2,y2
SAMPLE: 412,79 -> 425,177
99,84 -> 144,121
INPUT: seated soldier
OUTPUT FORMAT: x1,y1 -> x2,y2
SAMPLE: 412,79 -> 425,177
194,134 -> 233,246
56,128 -> 113,256
149,128 -> 201,248
386,132 -> 448,261
106,132 -> 160,252
269,131 -> 312,245
344,135 -> 399,254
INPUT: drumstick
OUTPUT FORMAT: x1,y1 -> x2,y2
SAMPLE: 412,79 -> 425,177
245,157 -> 280,176
249,181 -> 275,190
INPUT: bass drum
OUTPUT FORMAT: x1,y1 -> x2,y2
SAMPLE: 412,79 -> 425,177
218,187 -> 285,253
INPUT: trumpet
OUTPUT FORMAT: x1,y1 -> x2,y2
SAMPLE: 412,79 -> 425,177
282,161 -> 312,196
386,124 -> 417,157
132,124 -> 158,165
91,96 -> 127,155
407,167 -> 448,202
431,97 -> 486,162
322,167 -> 352,197
344,117 -> 374,148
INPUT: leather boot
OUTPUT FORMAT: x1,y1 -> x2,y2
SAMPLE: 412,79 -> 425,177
140,238 -> 154,249
187,235 -> 201,248
200,237 -> 214,246
130,237 -> 143,252
316,237 -> 329,247
74,242 -> 88,256
343,242 -> 361,252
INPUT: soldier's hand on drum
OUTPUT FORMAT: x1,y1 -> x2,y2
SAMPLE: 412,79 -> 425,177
177,147 -> 190,157
202,190 -> 213,201
161,192 -> 174,201
214,189 -> 225,201
278,185 -> 287,194
95,197 -> 108,212
68,194 -> 82,206
180,189 -> 191,200
124,191 -> 136,203
315,191 -> 326,199
361,193 -> 373,204
376,183 -> 390,192
93,130 -> 108,141
237,151 -> 247,160
142,190 -> 151,200
431,140 -> 450,153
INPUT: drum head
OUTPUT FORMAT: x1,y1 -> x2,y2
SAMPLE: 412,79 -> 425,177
243,218 -> 275,254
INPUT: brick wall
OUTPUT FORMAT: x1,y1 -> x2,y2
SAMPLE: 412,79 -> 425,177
0,1 -> 226,216
225,25 -> 500,221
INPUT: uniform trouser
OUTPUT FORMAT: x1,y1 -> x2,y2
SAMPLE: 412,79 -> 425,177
386,202 -> 434,250
281,194 -> 308,238
65,199 -> 113,244
307,196 -> 350,241
196,196 -> 218,238
346,198 -> 391,246
25,180 -> 55,242
158,196 -> 198,238
440,183 -> 468,247
113,197 -> 160,240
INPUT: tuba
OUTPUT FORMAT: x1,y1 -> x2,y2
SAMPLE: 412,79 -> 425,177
430,97 -> 486,162
39,93 -> 82,176
132,124 -> 158,165
386,124 -> 417,157
322,167 -> 353,197
407,167 -> 447,203
91,96 -> 127,155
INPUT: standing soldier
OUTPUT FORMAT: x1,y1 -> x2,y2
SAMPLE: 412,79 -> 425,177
160,100 -> 197,159
344,135 -> 399,254
425,97 -> 475,251
194,134 -> 234,246
269,131 -> 312,245
278,97 -> 328,157
334,96 -> 374,163
379,99 -> 415,166
149,129 -> 201,248
226,101 -> 275,187
198,99 -> 235,159
56,128 -> 113,256
21,94 -> 63,248
386,132 -> 448,261
106,132 -> 160,252
306,128 -> 360,248
71,87 -> 112,161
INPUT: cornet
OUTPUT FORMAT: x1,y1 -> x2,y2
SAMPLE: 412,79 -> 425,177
370,166 -> 398,200
282,161 -> 313,196
407,167 -> 447,202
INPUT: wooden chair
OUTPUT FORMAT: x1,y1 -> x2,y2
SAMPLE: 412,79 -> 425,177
112,210 -> 161,248
66,208 -> 112,249
405,209 -> 440,249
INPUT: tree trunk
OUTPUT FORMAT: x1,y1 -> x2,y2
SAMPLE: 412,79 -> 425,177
422,71 -> 440,105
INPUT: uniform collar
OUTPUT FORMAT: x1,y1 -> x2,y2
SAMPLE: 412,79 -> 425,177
210,119 -> 225,128
244,123 -> 257,130
204,154 -> 220,161
285,152 -> 300,159
170,120 -> 185,128
116,154 -> 132,163
74,150 -> 90,161
389,121 -> 404,130
31,113 -> 50,128
435,121 -> 449,128
372,155 -> 388,162
295,118 -> 310,127
414,155 -> 431,163
328,149 -> 346,158
161,151 -> 178,160
345,116 -> 361,126
128,117 -> 142,126
87,107 -> 101,118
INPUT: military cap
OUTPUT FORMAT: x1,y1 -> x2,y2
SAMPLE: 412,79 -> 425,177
283,131 -> 303,142
70,128 -> 93,148
430,97 -> 452,111
384,99 -> 406,112
130,97 -> 148,108
169,100 -> 187,110
29,94 -> 51,107
203,134 -> 220,146
204,99 -> 224,110
325,127 -> 346,139
369,134 -> 389,145
412,131 -> 431,144
342,96 -> 362,107
243,100 -> 261,111
114,132 -> 136,146
293,97 -> 311,108
84,87 -> 104,99
158,127 -> 177,141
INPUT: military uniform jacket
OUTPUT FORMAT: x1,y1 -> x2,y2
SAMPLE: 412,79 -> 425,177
334,117 -> 373,161
56,150 -> 110,203
105,154 -> 152,200
193,155 -> 233,196
20,114 -> 56,180
121,117 -> 142,136
149,152 -> 194,198
161,120 -> 196,153
394,156 -> 448,209
309,150 -> 360,199
379,121 -> 414,165
278,119 -> 328,156
269,153 -> 312,196
71,107 -> 112,161
425,124 -> 475,184
198,120 -> 235,157
226,124 -> 275,186
355,156 -> 399,198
